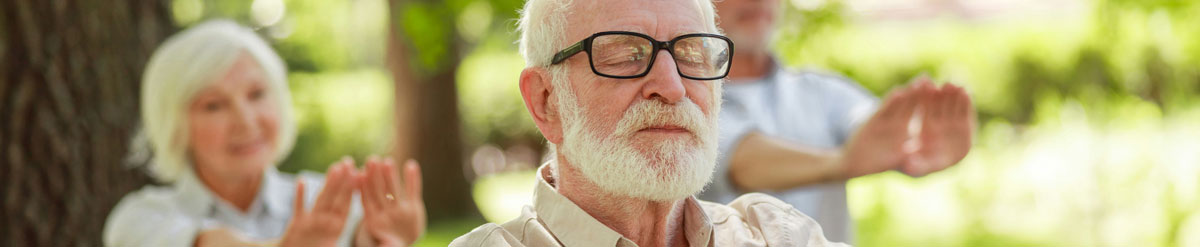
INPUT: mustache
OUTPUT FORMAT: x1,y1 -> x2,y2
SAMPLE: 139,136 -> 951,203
612,98 -> 709,137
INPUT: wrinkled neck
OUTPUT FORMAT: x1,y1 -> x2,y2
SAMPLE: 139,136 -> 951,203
553,157 -> 689,247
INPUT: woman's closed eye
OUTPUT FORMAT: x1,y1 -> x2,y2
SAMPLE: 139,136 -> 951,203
201,98 -> 226,112
249,87 -> 266,102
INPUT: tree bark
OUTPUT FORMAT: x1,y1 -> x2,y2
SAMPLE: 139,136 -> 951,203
1,0 -> 174,246
386,0 -> 477,220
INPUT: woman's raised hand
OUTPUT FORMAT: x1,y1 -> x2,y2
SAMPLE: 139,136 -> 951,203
355,156 -> 427,247
280,158 -> 358,247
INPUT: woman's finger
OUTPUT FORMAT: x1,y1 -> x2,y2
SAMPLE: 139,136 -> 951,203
356,172 -> 379,216
293,180 -> 307,217
312,161 -> 339,212
383,157 -> 401,199
403,159 -> 423,201
366,157 -> 388,210
328,161 -> 356,215
315,158 -> 349,212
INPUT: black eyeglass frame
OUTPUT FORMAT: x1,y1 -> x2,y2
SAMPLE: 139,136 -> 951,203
549,31 -> 734,80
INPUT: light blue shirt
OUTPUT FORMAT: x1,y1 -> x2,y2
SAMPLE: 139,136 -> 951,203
700,60 -> 878,243
103,167 -> 363,246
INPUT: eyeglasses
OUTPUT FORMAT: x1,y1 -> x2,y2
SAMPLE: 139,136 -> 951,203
550,31 -> 734,80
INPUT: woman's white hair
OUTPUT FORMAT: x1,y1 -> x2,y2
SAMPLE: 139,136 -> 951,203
137,19 -> 295,183
517,0 -> 722,174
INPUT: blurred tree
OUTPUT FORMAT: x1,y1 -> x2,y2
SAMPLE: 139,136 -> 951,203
384,0 -> 527,220
386,0 -> 473,220
0,0 -> 174,246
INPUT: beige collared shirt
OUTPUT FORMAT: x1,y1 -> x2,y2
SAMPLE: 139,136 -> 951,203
451,165 -> 849,247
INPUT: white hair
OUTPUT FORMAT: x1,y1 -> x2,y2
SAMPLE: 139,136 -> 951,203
137,20 -> 296,183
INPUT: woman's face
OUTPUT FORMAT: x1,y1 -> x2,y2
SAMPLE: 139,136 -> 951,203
187,52 -> 280,180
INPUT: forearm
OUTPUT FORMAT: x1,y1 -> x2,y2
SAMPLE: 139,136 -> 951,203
728,132 -> 849,192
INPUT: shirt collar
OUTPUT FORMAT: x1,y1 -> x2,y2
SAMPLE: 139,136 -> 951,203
174,168 -> 213,216
532,164 -> 715,247
174,166 -> 291,218
680,198 -> 714,247
259,167 -> 293,217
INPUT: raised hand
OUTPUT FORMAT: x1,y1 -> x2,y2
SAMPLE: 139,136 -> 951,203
902,83 -> 975,177
280,158 -> 358,247
840,79 -> 924,178
355,156 -> 427,247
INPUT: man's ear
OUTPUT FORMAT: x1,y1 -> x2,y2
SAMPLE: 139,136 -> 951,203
519,67 -> 563,145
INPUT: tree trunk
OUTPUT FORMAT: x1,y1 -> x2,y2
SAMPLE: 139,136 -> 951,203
0,1 -> 174,246
386,0 -> 477,220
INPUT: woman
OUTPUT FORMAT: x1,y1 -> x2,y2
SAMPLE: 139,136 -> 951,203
104,20 -> 425,247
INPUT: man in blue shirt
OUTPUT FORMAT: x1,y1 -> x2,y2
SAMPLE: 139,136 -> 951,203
699,0 -> 977,243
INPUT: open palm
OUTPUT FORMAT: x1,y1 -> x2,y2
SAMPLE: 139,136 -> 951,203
903,83 -> 975,177
841,82 -> 922,178
356,157 -> 427,247
280,159 -> 358,247
841,78 -> 975,179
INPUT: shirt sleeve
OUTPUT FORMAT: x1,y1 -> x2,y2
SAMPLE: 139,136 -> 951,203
720,193 -> 851,247
811,74 -> 878,145
103,189 -> 200,247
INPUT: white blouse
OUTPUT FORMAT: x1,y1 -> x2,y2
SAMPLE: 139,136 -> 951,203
103,167 -> 363,247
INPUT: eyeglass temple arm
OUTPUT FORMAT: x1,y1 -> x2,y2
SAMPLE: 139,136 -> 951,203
550,41 -> 586,65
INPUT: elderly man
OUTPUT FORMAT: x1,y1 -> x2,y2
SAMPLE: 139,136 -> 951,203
451,0 -> 846,246
697,0 -> 976,243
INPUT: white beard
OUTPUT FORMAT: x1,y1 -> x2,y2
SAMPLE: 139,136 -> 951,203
557,91 -> 720,202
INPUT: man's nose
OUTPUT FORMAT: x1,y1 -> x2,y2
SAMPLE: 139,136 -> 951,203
641,51 -> 685,104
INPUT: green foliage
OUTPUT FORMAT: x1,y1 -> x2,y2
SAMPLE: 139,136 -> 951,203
457,37 -> 541,148
281,69 -> 396,172
391,0 -> 524,75
399,2 -> 453,72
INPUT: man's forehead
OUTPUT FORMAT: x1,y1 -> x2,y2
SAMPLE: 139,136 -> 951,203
566,0 -> 709,40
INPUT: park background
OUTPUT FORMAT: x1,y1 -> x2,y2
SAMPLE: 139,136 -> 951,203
2,0 -> 1198,246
